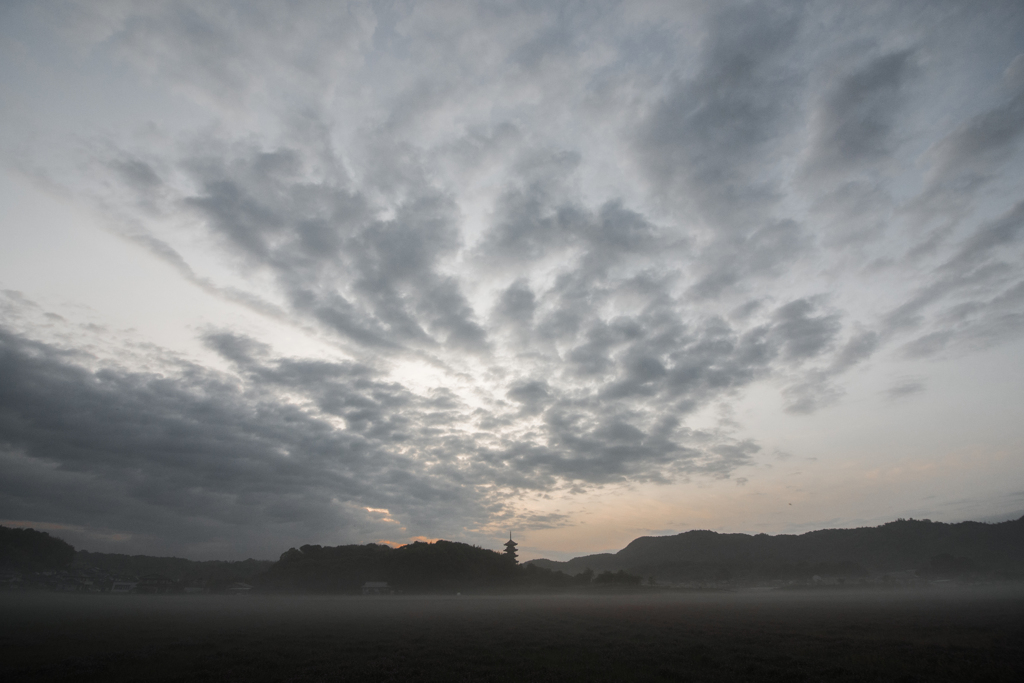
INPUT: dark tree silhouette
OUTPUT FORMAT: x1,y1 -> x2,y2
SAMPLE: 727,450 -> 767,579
0,525 -> 75,571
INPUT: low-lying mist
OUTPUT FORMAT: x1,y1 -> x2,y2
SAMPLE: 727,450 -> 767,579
4,585 -> 1022,681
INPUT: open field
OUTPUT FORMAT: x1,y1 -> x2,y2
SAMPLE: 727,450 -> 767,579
2,587 -> 1023,681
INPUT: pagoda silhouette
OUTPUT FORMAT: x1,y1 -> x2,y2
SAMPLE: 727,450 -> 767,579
503,532 -> 518,564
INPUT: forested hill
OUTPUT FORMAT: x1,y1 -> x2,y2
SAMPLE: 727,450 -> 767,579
74,551 -> 273,584
0,526 -> 75,572
528,517 -> 1024,580
0,525 -> 273,585
260,540 -> 521,593
257,540 -> 619,593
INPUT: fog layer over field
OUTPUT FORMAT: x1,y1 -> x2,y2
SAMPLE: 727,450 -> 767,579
3,588 -> 1023,681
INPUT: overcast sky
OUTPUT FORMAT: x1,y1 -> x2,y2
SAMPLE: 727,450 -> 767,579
1,0 -> 1023,561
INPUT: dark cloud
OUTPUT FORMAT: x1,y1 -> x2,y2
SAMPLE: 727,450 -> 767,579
5,0 -> 1024,552
635,1 -> 804,225
886,378 -> 925,399
506,380 -> 553,416
941,200 -> 1024,275
491,279 -> 536,325
0,306 -> 772,554
781,371 -> 843,414
913,55 -> 1024,219
883,200 -> 1024,357
629,2 -> 819,301
806,180 -> 893,248
833,331 -> 879,371
688,220 -> 809,299
901,330 -> 953,359
771,299 -> 841,362
179,140 -> 489,354
0,323 -> 491,558
473,156 -> 667,283
104,1 -> 376,107
111,157 -> 162,190
806,50 -> 914,174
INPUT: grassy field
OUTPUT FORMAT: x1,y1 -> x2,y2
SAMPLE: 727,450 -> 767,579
2,586 -> 1022,681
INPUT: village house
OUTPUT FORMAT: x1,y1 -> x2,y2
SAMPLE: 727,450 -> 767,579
136,574 -> 181,594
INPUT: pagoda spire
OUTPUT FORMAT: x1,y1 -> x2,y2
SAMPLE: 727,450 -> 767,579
503,532 -> 518,564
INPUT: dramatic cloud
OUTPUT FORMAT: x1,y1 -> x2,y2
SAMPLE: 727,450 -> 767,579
1,0 -> 1023,557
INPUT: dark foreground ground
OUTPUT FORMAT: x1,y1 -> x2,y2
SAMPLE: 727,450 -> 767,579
2,586 -> 1023,682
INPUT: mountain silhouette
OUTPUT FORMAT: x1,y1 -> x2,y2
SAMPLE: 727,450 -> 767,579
528,517 -> 1024,581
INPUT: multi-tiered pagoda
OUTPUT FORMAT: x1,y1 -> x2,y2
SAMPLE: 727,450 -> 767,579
503,532 -> 518,564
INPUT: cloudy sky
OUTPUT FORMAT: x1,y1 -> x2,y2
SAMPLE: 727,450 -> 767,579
1,1 -> 1023,561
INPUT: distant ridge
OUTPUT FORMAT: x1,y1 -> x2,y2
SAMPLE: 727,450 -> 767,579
74,550 -> 273,584
5,516 -> 1023,591
527,517 -> 1024,581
